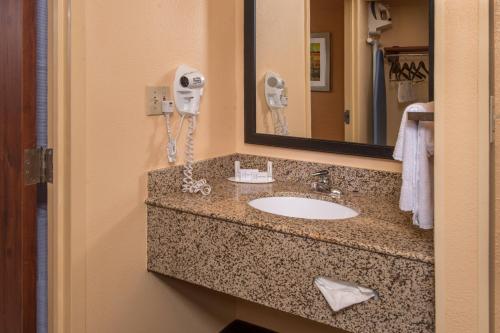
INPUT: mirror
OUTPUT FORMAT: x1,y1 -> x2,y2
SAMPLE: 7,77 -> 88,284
245,0 -> 434,159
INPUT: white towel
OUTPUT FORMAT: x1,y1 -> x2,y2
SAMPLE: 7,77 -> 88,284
393,102 -> 434,229
397,81 -> 416,103
314,277 -> 378,312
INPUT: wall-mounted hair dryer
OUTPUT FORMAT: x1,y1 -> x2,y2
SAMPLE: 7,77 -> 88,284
174,65 -> 205,116
162,65 -> 211,196
367,1 -> 392,40
264,72 -> 289,136
265,71 -> 288,110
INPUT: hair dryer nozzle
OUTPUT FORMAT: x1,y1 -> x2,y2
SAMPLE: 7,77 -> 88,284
180,72 -> 205,89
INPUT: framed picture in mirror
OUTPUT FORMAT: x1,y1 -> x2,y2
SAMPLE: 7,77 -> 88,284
310,32 -> 331,92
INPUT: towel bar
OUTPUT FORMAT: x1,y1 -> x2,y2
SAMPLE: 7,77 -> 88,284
407,112 -> 434,122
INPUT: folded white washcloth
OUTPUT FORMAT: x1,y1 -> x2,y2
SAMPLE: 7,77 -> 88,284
314,277 -> 378,312
393,102 -> 434,229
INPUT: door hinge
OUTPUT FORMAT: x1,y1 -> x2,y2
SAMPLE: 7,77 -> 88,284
24,148 -> 53,185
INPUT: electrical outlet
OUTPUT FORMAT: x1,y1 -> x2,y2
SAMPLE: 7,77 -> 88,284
146,86 -> 169,116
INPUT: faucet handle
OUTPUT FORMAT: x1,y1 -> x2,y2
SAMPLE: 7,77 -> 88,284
311,170 -> 329,177
310,170 -> 331,193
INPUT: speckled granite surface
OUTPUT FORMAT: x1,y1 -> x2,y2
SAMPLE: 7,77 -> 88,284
149,154 -> 403,199
147,154 -> 433,263
146,154 -> 435,332
148,208 -> 434,333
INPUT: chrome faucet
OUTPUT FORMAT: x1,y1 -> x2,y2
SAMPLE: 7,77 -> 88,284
311,170 -> 342,197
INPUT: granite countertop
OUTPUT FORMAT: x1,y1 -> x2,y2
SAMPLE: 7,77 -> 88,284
146,178 -> 434,264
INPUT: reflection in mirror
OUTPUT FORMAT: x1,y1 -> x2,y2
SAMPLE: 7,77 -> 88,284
255,0 -> 431,147
264,71 -> 290,135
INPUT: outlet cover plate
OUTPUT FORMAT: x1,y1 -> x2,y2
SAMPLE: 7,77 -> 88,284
146,86 -> 169,116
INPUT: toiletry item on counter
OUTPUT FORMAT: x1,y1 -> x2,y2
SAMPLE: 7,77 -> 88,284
240,169 -> 259,182
267,161 -> 272,179
394,102 -> 434,229
228,161 -> 275,184
235,160 -> 241,179
314,277 -> 378,312
235,183 -> 274,197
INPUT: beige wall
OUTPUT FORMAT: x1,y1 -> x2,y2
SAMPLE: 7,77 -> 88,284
236,300 -> 347,333
351,0 -> 374,145
434,0 -> 490,332
255,0 -> 310,137
57,0 -> 240,332
310,0 -> 346,141
495,0 -> 500,331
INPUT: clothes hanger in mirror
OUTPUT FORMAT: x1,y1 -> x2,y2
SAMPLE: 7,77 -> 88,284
399,63 -> 411,81
417,61 -> 429,75
389,59 -> 401,80
410,62 -> 425,80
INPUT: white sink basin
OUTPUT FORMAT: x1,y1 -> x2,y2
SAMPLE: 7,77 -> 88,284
248,196 -> 359,220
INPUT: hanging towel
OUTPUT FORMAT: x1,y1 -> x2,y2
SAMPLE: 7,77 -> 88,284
397,81 -> 417,103
314,277 -> 378,312
393,102 -> 434,229
373,48 -> 387,145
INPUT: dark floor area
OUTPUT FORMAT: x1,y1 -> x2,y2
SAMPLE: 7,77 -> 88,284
220,320 -> 277,333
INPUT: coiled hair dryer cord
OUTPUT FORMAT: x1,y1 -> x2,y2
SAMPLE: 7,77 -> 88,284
181,116 -> 212,196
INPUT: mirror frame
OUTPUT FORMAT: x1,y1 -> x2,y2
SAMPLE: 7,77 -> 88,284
244,0 -> 434,159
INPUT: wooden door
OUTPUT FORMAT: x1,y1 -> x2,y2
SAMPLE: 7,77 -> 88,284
0,0 -> 38,332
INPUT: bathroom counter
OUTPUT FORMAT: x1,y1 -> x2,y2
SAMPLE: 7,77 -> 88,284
146,154 -> 434,333
146,179 -> 433,264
